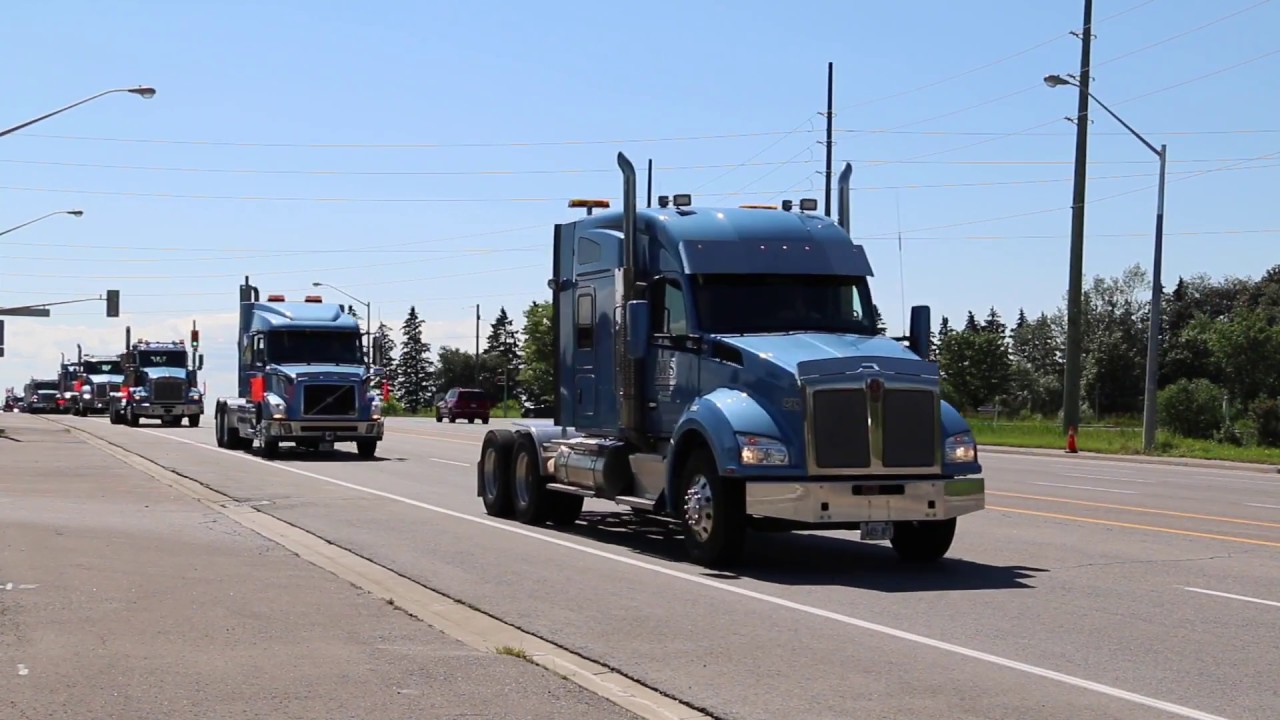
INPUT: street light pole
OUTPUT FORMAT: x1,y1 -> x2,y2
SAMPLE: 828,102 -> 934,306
1,87 -> 156,139
0,209 -> 83,237
1142,144 -> 1168,452
312,282 -> 372,370
1045,74 -> 1168,453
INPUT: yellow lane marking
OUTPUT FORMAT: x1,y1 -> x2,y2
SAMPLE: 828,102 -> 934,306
989,505 -> 1280,548
990,491 -> 1280,529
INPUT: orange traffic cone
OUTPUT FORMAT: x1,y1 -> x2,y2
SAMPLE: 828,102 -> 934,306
1065,426 -> 1078,454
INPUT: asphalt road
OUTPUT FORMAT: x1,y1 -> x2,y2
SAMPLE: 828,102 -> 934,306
45,414 -> 1280,720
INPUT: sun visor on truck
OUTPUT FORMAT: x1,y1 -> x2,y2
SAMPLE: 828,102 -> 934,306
678,238 -> 874,276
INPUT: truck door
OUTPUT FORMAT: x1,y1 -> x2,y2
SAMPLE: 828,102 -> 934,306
569,231 -> 621,431
645,276 -> 698,435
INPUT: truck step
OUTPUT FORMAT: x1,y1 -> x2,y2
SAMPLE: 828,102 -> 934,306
545,482 -> 596,497
614,496 -> 656,512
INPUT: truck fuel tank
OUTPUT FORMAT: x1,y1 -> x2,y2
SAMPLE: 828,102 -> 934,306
552,437 -> 635,499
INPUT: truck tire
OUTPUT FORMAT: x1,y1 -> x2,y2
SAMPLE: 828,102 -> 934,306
889,518 -> 956,563
678,447 -> 747,568
127,406 -> 140,427
215,408 -> 228,447
188,414 -> 200,428
260,439 -> 280,459
356,440 -> 377,459
511,437 -> 582,526
479,429 -> 516,518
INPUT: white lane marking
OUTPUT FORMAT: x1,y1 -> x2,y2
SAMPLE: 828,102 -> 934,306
113,424 -> 1227,720
16,664 -> 28,676
1184,587 -> 1280,609
1063,473 -> 1153,484
1029,482 -> 1138,495
430,458 -> 469,466
1245,503 -> 1280,510
0,583 -> 38,590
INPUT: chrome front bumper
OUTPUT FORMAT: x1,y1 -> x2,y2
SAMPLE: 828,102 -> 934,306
745,477 -> 985,524
132,402 -> 203,417
263,418 -> 384,442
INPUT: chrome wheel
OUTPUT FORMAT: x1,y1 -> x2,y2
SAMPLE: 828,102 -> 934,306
684,473 -> 715,543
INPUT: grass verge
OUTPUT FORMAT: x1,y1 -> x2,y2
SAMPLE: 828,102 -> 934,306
969,418 -> 1280,465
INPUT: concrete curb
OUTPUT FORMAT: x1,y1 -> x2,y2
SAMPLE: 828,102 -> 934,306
56,418 -> 713,720
979,444 -> 1280,475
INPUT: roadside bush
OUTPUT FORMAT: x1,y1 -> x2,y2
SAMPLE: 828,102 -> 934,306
1157,378 -> 1223,440
1248,397 -> 1280,447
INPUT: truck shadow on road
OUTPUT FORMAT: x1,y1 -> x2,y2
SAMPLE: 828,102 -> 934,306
253,449 -> 407,463
561,511 -> 1045,592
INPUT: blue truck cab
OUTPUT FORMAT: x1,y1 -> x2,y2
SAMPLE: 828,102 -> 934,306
71,352 -> 126,417
110,333 -> 205,427
478,153 -> 984,568
214,277 -> 386,459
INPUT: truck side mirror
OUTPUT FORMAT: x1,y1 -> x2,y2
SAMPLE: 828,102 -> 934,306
364,366 -> 387,384
625,300 -> 651,359
908,305 -> 931,359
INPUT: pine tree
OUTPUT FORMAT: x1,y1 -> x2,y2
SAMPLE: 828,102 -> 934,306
982,307 -> 1007,337
937,315 -> 953,341
395,306 -> 436,413
483,306 -> 522,409
870,303 -> 887,335
963,311 -> 980,332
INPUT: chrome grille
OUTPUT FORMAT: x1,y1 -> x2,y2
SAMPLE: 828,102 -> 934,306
807,378 -> 941,474
94,383 -> 121,399
301,383 -> 357,417
881,388 -> 937,468
151,377 -> 187,403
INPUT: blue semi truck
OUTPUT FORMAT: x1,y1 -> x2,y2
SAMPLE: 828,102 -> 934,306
477,153 -> 985,567
110,330 -> 205,427
213,277 -> 386,459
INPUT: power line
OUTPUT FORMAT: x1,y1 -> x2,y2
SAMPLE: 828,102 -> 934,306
833,0 -> 1159,113
8,127 -> 820,150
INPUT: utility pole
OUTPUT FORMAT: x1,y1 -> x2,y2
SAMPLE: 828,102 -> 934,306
474,304 -> 481,385
1061,0 -> 1093,434
823,61 -> 835,217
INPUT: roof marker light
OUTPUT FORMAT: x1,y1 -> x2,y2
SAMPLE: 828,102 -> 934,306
266,294 -> 286,302
567,199 -> 611,209
304,295 -> 323,303
740,204 -> 778,210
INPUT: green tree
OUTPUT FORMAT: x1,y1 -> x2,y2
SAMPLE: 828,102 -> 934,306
937,330 -> 1012,412
395,306 -> 435,412
870,303 -> 886,335
484,306 -> 522,399
517,301 -> 555,406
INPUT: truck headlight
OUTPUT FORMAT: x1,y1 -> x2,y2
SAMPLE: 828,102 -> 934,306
188,388 -> 203,400
944,431 -> 977,464
369,395 -> 383,420
737,434 -> 789,465
132,387 -> 149,399
263,392 -> 287,420
81,390 -> 92,399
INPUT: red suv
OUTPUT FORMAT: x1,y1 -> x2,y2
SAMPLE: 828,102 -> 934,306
436,387 -> 491,424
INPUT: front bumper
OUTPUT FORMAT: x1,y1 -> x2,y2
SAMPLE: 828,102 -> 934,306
745,477 -> 985,525
27,402 -> 59,413
132,401 -> 203,418
263,418 -> 384,442
446,408 -> 490,419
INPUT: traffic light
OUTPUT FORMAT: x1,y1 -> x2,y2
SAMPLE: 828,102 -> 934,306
191,328 -> 200,351
105,289 -> 120,318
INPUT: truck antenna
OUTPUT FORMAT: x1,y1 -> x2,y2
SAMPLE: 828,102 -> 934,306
896,192 -> 906,334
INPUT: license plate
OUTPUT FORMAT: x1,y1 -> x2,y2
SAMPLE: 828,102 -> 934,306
860,522 -> 894,541
319,442 -> 334,452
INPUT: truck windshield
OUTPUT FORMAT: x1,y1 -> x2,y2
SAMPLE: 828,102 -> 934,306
267,330 -> 362,366
83,360 -> 123,374
33,381 -> 57,391
692,273 -> 878,336
138,351 -> 187,369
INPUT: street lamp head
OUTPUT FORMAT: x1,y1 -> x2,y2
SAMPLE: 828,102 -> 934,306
1043,74 -> 1073,89
312,282 -> 324,288
66,210 -> 84,218
128,86 -> 157,99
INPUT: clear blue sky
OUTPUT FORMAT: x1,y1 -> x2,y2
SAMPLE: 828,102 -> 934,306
2,0 -> 1277,398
